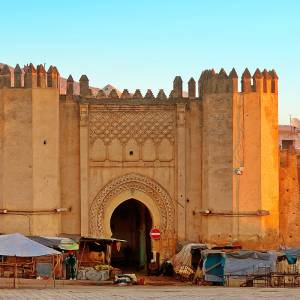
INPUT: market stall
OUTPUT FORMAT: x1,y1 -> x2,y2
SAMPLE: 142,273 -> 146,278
0,233 -> 61,288
76,237 -> 127,282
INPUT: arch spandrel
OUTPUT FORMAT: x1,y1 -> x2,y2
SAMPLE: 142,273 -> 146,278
88,173 -> 175,238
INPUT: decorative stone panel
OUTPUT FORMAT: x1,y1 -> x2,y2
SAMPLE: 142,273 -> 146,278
89,110 -> 175,146
88,173 -> 175,238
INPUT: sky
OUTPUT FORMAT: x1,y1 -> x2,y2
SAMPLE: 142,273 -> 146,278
0,0 -> 299,124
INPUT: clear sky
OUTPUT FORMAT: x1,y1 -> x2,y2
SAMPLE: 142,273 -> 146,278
1,0 -> 299,124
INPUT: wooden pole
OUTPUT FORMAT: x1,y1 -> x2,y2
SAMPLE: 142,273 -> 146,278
52,255 -> 56,288
107,244 -> 111,279
13,256 -> 17,289
78,241 -> 85,270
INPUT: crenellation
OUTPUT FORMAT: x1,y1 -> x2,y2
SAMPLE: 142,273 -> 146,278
47,65 -> 59,88
0,64 -> 12,88
216,68 -> 228,93
269,70 -> 278,94
53,66 -> 60,88
262,69 -> 272,93
144,89 -> 155,99
132,89 -> 143,99
241,68 -> 252,93
47,66 -> 53,87
173,76 -> 183,98
228,68 -> 238,92
198,69 -> 216,97
157,89 -> 167,100
79,75 -> 89,96
199,68 -> 239,95
198,67 -> 280,95
169,89 -> 175,99
120,89 -> 131,99
37,64 -> 46,88
96,89 -> 107,99
207,70 -> 217,94
252,68 -> 263,93
188,77 -> 196,98
24,63 -> 37,88
14,64 -> 22,88
108,89 -> 119,98
66,75 -> 74,95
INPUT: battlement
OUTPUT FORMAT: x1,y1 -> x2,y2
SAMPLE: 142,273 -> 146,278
198,68 -> 278,98
0,63 -> 60,89
72,74 -> 195,101
70,67 -> 278,102
0,64 -> 278,98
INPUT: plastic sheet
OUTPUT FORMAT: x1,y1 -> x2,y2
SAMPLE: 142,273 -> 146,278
0,233 -> 60,257
224,251 -> 277,275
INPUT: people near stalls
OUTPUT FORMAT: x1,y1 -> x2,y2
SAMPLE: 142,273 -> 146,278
65,250 -> 77,280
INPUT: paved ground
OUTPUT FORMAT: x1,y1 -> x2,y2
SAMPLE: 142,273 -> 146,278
1,286 -> 300,300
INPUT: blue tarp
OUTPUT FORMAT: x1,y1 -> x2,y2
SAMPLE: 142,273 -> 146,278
284,248 -> 300,264
203,251 -> 226,283
0,233 -> 61,257
224,251 -> 277,275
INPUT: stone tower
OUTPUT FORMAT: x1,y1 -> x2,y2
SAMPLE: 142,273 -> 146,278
0,63 -> 61,235
199,67 -> 279,247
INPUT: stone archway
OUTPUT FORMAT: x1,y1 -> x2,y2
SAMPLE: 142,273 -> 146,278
88,173 -> 176,242
103,189 -> 161,238
110,199 -> 153,270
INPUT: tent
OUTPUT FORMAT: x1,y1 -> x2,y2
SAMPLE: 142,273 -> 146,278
0,233 -> 60,257
0,233 -> 61,288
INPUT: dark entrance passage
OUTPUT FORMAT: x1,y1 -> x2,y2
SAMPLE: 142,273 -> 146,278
110,199 -> 152,271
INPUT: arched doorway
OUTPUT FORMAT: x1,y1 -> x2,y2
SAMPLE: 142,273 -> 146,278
110,199 -> 152,271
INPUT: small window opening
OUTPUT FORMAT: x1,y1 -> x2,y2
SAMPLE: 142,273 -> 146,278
43,140 -> 47,145
129,150 -> 133,156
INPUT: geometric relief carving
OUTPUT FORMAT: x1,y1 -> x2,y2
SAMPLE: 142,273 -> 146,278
158,138 -> 173,161
142,139 -> 156,161
88,173 -> 175,238
89,110 -> 176,146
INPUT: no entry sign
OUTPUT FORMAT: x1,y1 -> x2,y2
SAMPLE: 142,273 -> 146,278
150,228 -> 161,240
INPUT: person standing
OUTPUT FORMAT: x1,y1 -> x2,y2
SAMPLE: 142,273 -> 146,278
65,251 -> 77,280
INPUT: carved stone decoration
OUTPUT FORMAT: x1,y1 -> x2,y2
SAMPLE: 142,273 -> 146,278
89,110 -> 175,145
177,104 -> 186,127
80,104 -> 89,126
88,173 -> 175,238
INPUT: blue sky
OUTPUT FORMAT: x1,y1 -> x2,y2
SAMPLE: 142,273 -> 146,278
1,0 -> 299,123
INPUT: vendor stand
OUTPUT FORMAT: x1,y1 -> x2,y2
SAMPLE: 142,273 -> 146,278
0,233 -> 61,288
77,237 -> 126,281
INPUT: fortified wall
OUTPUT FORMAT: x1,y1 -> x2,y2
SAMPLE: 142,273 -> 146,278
0,62 -> 290,258
279,148 -> 300,247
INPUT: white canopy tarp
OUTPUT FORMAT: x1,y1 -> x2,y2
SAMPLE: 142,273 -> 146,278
171,243 -> 207,269
0,233 -> 61,257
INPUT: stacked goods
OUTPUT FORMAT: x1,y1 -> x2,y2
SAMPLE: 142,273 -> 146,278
94,264 -> 113,271
174,265 -> 194,281
77,266 -> 109,281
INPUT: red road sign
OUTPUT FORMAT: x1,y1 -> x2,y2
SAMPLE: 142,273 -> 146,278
150,228 -> 161,240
